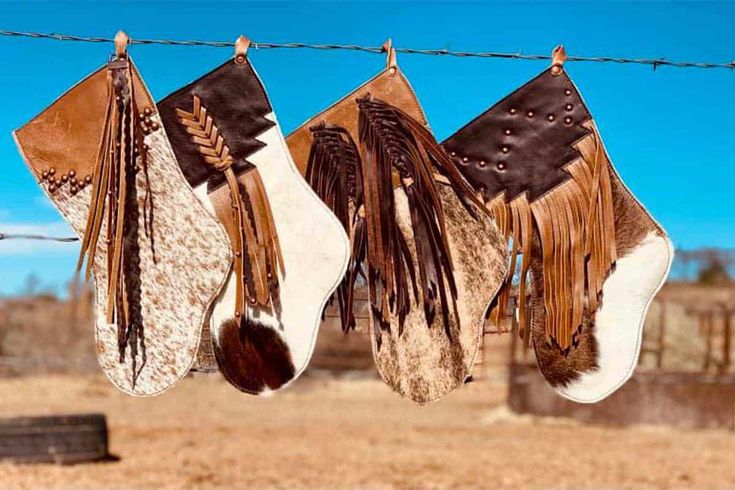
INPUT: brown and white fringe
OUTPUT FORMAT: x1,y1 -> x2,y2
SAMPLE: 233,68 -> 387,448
488,125 -> 616,352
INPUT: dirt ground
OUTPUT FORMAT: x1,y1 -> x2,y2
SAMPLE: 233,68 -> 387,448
1,373 -> 735,490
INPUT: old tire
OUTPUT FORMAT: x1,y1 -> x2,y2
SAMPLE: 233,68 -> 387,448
0,413 -> 111,464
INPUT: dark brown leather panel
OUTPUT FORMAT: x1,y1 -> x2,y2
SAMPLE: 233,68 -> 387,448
442,68 -> 591,202
158,59 -> 274,192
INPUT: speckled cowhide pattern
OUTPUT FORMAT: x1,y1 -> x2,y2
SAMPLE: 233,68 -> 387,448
286,65 -> 508,403
158,56 -> 350,395
14,65 -> 231,396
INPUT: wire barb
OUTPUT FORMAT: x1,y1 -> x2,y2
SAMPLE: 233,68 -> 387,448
0,29 -> 733,70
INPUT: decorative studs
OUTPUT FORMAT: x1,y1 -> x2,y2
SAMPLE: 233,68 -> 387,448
501,146 -> 509,153
49,168 -> 56,176
564,116 -> 573,125
41,170 -> 49,180
504,129 -> 512,136
547,114 -> 555,122
234,251 -> 242,257
235,311 -> 241,317
450,151 -> 456,157
509,108 -> 517,115
496,162 -> 506,171
565,89 -> 572,96
61,174 -> 69,183
462,157 -> 469,162
71,177 -> 78,186
250,297 -> 257,305
479,160 -> 487,167
565,104 -> 573,111
527,110 -> 534,118
48,184 -> 57,193
69,170 -> 76,178
70,186 -> 78,196
84,175 -> 92,184
144,107 -> 152,116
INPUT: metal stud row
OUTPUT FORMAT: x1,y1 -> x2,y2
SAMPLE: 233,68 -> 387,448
139,107 -> 159,135
40,168 -> 93,195
450,151 -> 507,172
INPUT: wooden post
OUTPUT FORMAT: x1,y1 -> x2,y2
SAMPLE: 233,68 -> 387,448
703,311 -> 714,373
722,305 -> 732,374
657,301 -> 666,369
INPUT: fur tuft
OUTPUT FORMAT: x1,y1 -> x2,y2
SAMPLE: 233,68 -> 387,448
213,317 -> 296,394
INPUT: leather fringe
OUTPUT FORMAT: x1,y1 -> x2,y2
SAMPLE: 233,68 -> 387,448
489,127 -> 616,352
76,56 -> 153,385
306,122 -> 366,332
176,95 -> 283,318
356,94 -> 481,338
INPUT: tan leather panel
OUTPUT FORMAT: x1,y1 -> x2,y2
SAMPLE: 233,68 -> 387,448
286,69 -> 427,175
15,59 -> 156,181
211,183 -> 236,248
15,67 -> 107,179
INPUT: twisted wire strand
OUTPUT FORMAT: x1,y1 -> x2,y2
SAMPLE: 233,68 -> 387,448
0,233 -> 78,242
0,29 -> 731,243
0,29 -> 733,70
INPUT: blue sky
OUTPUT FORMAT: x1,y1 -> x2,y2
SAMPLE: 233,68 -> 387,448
0,1 -> 733,295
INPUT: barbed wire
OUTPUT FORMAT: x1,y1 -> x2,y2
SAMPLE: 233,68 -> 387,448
0,233 -> 78,243
1,29 -> 734,70
0,28 -> 731,244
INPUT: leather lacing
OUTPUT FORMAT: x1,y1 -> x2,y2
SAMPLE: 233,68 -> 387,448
77,55 -> 155,387
176,95 -> 283,319
307,94 -> 486,342
306,122 -> 366,332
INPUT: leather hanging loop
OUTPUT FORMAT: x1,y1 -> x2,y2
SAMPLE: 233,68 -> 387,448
550,45 -> 567,76
114,31 -> 129,59
382,38 -> 398,75
235,35 -> 251,65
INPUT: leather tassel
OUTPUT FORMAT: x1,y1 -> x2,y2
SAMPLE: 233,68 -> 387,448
76,55 -> 151,384
306,123 -> 367,332
176,95 -> 283,319
486,127 -> 616,352
356,94 -> 476,337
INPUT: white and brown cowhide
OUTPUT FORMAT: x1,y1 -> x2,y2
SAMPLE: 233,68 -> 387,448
442,65 -> 673,403
286,60 -> 508,404
14,62 -> 232,396
158,55 -> 350,395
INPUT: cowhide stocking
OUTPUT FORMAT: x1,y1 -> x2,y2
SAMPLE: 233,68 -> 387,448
442,48 -> 673,403
158,37 -> 350,395
13,34 -> 232,396
286,45 -> 508,404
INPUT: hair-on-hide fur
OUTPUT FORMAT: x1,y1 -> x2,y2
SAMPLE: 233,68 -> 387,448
213,317 -> 296,394
532,154 -> 667,388
371,185 -> 508,403
15,110 -> 232,396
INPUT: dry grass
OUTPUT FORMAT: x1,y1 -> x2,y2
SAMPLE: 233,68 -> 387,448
1,373 -> 735,490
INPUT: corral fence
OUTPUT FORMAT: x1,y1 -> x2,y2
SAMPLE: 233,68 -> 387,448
506,283 -> 735,429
